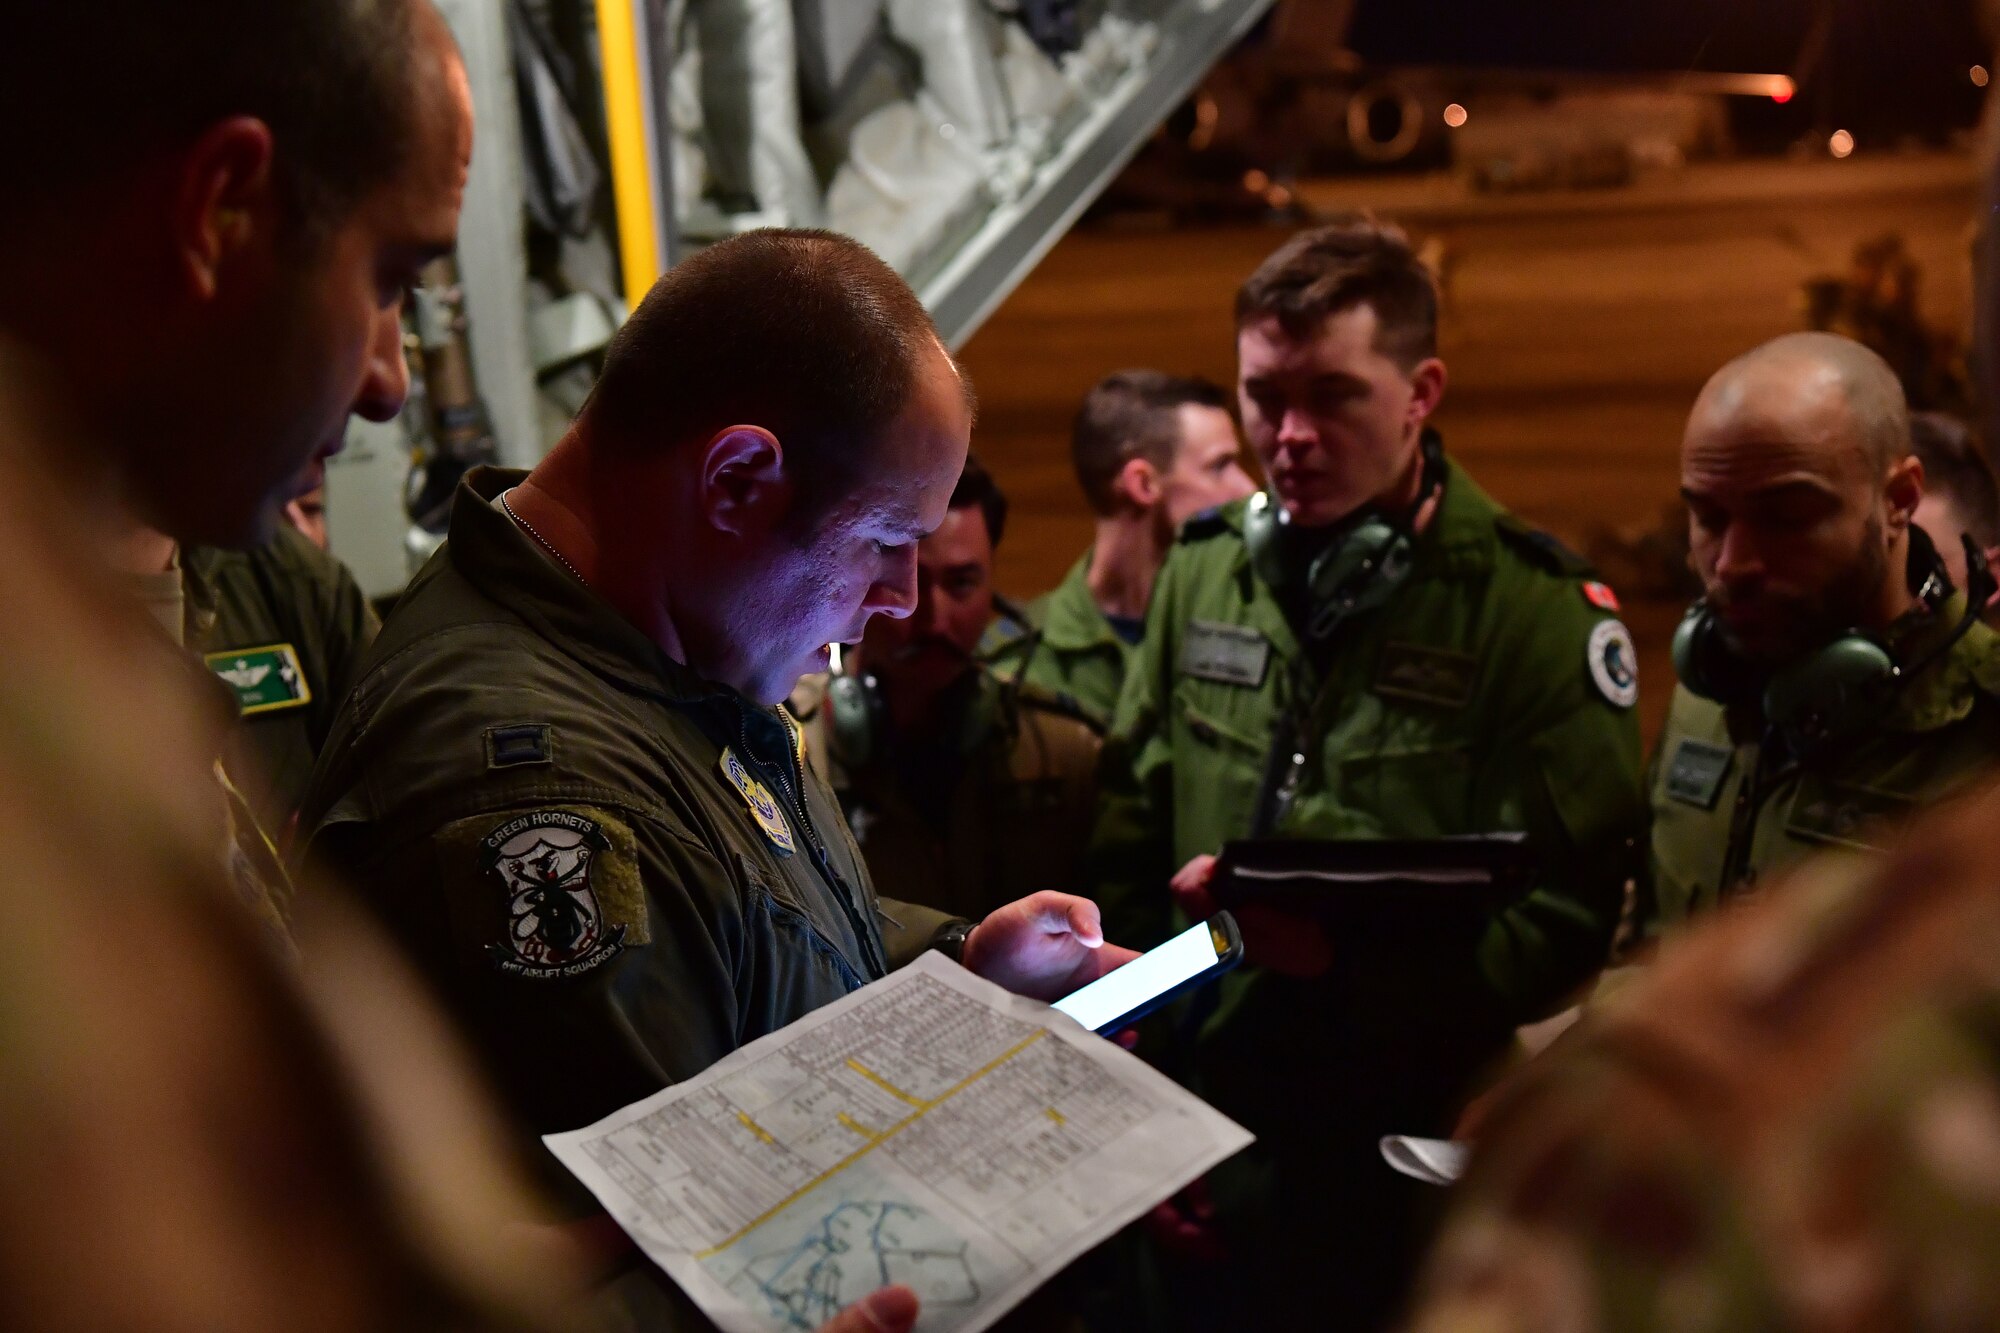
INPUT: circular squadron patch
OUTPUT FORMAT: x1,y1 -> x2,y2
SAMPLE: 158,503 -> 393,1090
1587,619 -> 1640,709
480,810 -> 627,978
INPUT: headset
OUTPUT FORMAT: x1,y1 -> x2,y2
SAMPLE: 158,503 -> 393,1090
825,594 -> 1059,768
1243,431 -> 1446,642
1671,529 -> 1993,762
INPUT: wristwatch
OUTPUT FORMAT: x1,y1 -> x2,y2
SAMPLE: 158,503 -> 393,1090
930,918 -> 976,964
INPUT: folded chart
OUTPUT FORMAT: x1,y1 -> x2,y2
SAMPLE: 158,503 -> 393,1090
546,951 -> 1252,1332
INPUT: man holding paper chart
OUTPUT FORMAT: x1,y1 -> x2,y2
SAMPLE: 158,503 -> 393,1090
298,231 -> 1140,1316
1088,217 -> 1648,1328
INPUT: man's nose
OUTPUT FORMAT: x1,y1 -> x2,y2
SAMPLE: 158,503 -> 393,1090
864,549 -> 920,620
352,303 -> 411,424
1276,409 -> 1318,449
1713,522 -> 1764,584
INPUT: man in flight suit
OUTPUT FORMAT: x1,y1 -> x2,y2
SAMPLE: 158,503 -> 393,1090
1643,334 -> 2000,941
1088,217 -> 1648,1328
990,370 -> 1256,727
794,454 -> 1103,919
188,522 -> 380,835
299,229 -> 1136,1202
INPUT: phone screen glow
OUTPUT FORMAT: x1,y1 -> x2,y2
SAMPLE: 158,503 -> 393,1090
1050,918 -> 1223,1033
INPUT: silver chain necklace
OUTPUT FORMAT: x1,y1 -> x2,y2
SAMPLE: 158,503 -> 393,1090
500,491 -> 587,585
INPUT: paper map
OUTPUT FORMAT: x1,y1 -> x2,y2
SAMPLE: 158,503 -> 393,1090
545,951 -> 1252,1332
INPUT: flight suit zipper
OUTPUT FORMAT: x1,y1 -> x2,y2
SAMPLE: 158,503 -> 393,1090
1717,739 -> 1789,902
738,709 -> 889,978
1250,654 -> 1335,837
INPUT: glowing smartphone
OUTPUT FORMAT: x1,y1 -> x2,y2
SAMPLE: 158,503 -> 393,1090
1050,913 -> 1244,1035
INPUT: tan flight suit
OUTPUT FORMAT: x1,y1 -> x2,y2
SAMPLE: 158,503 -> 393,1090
186,525 -> 380,836
128,549 -> 300,947
1645,588 -> 2000,939
790,668 -> 1103,921
0,364 -> 578,1331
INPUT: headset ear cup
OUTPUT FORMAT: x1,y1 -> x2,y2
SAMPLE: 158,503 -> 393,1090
1669,603 -> 1713,697
1670,602 -> 1749,703
1765,636 -> 1896,759
1245,492 -> 1287,590
827,673 -> 883,768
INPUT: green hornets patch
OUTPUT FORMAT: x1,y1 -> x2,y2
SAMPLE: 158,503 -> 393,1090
436,806 -> 650,981
205,642 -> 310,715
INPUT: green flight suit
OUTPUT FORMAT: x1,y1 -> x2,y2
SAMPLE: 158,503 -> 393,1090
989,550 -> 1133,728
185,525 -> 379,836
791,668 -> 1103,920
1647,589 -> 2000,935
297,468 -> 956,1149
1089,457 -> 1647,1328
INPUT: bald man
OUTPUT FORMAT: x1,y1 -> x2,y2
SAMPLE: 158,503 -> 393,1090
1639,332 -> 2000,941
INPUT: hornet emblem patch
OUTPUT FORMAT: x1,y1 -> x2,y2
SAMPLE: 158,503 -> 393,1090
480,810 -> 627,978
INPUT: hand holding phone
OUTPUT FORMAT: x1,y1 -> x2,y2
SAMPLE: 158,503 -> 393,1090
1050,914 -> 1244,1035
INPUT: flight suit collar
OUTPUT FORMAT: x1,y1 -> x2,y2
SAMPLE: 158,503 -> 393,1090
178,547 -> 223,652
1226,453 -> 1497,662
446,468 -> 785,761
1885,591 -> 2000,733
1039,550 -> 1123,654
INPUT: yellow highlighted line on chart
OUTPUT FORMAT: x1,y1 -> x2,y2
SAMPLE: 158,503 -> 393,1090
735,1111 -> 775,1145
846,1057 -> 928,1108
695,1029 -> 1050,1258
837,1112 -> 882,1140
1046,1107 -> 1066,1125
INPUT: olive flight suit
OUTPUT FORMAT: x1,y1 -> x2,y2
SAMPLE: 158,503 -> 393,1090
186,524 -> 380,836
1089,455 -> 1647,1329
297,468 -> 957,1149
987,550 -> 1134,728
790,667 -> 1102,920
1646,578 -> 2000,938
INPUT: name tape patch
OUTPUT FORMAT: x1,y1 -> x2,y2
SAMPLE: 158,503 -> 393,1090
1664,738 -> 1733,810
1786,776 -> 1913,851
1374,641 -> 1479,708
1180,620 -> 1271,689
205,642 -> 310,715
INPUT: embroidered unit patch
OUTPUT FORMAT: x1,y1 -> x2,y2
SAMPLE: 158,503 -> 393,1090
479,810 -> 627,978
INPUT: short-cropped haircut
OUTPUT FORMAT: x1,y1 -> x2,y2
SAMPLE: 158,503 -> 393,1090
949,453 -> 1009,549
1235,215 -> 1438,369
2,0 -> 419,244
583,229 -> 962,527
1071,370 -> 1231,515
1911,411 -> 2000,547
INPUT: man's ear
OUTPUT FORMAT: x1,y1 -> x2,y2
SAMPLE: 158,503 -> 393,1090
1885,453 -> 1925,532
1114,456 -> 1162,511
1406,357 -> 1448,427
172,117 -> 279,302
700,425 -> 790,536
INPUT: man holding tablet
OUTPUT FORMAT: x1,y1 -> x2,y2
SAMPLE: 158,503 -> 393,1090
1089,217 -> 1647,1328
